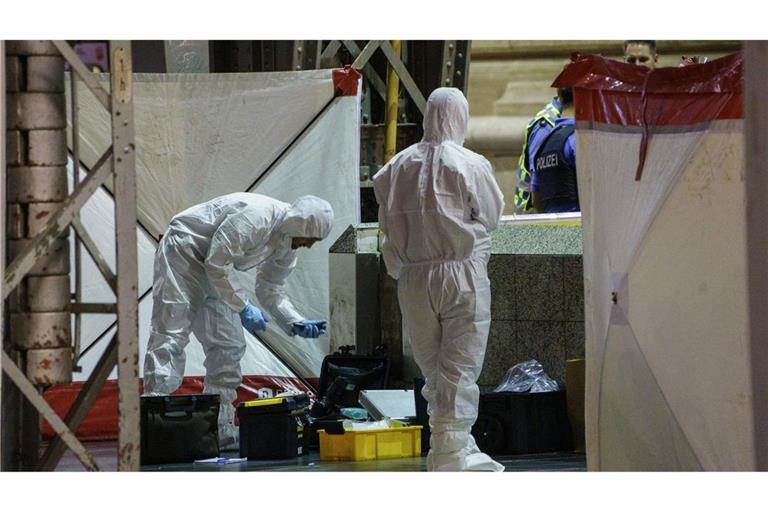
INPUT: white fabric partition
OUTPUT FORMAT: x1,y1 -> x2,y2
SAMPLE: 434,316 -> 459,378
555,53 -> 756,470
45,69 -> 360,439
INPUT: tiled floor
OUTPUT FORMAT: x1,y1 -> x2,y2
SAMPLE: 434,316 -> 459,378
52,442 -> 586,472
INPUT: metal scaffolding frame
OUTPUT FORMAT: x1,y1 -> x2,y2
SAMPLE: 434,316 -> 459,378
1,40 -> 139,471
317,40 -> 472,225
1,40 -> 6,468
326,40 -> 430,114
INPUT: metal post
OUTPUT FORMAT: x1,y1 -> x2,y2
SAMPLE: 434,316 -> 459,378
260,42 -> 276,72
0,40 -> 5,468
110,40 -> 140,471
441,41 -> 457,87
292,41 -> 320,71
456,41 -> 471,93
292,40 -> 305,70
306,41 -> 321,70
71,70 -> 83,368
384,41 -> 401,163
440,41 -> 471,92
745,41 -> 768,470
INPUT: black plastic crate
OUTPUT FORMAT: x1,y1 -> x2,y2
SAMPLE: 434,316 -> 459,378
237,393 -> 310,460
140,394 -> 220,465
472,390 -> 573,455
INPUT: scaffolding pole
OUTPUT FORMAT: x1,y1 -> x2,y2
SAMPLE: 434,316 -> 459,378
110,40 -> 140,471
0,40 -> 5,468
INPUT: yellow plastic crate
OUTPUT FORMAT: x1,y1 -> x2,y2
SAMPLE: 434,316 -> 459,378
318,422 -> 422,461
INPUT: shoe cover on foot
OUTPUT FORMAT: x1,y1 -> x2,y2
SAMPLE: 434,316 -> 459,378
465,452 -> 505,472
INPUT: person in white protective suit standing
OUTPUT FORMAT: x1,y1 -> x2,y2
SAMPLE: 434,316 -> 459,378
373,88 -> 505,471
143,192 -> 333,450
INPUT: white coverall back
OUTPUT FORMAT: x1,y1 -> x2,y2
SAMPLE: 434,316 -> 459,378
143,192 -> 333,449
373,88 -> 505,471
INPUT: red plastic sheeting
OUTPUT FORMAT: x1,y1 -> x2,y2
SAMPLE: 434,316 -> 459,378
553,52 -> 744,127
42,375 -> 319,441
332,65 -> 362,97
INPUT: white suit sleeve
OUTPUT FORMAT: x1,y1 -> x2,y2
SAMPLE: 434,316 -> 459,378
467,158 -> 505,233
254,248 -> 305,336
204,213 -> 270,312
373,164 -> 403,280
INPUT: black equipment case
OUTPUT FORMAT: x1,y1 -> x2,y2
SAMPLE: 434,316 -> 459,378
140,394 -> 220,465
472,390 -> 573,455
316,353 -> 390,409
304,353 -> 390,447
237,393 -> 310,460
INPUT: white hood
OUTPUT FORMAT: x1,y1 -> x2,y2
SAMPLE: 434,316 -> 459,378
421,87 -> 469,145
278,195 -> 334,239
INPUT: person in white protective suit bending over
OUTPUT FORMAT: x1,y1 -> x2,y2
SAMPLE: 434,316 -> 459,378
143,193 -> 333,450
373,88 -> 505,472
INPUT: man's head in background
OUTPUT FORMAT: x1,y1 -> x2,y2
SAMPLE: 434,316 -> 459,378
557,88 -> 574,116
624,40 -> 658,69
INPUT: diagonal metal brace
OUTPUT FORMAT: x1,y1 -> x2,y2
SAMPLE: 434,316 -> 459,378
53,41 -> 111,112
37,335 -> 118,471
351,40 -> 383,69
2,352 -> 99,471
3,146 -> 114,300
71,217 -> 118,294
319,40 -> 343,67
379,41 -> 427,114
342,40 -> 387,101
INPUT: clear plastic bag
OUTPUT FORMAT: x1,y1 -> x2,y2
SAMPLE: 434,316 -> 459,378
493,359 -> 559,393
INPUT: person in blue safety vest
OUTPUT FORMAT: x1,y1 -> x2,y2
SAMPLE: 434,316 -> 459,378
530,91 -> 579,213
513,88 -> 573,213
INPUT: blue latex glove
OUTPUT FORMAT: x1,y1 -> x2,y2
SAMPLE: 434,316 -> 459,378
292,320 -> 327,338
239,303 -> 269,335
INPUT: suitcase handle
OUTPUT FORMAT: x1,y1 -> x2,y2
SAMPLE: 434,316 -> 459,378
162,410 -> 193,419
162,395 -> 200,414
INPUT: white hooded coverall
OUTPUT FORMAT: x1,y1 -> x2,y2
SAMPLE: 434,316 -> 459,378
143,193 -> 333,449
373,88 -> 505,471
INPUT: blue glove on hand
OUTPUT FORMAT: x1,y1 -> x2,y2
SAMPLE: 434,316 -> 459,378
292,320 -> 327,338
240,303 -> 269,335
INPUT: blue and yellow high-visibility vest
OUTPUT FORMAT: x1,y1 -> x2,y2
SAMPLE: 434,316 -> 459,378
533,122 -> 578,213
514,98 -> 562,212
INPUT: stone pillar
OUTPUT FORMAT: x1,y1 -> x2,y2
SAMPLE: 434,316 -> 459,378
5,41 -> 72,467
6,41 -> 72,382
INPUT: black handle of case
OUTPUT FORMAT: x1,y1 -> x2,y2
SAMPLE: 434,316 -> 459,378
162,395 -> 199,414
162,410 -> 194,419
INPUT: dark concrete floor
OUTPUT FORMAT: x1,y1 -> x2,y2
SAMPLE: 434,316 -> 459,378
51,441 -> 586,472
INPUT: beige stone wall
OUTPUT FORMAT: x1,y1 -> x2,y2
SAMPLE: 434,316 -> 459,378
466,40 -> 741,214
